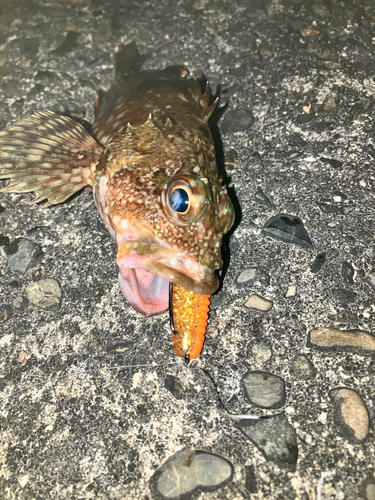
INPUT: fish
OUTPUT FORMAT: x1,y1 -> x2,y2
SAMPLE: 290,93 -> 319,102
0,42 -> 234,353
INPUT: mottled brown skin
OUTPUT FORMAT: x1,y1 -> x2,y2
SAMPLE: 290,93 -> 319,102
0,44 -> 234,317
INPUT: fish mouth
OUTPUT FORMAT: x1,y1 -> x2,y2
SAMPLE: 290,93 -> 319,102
117,241 -> 219,317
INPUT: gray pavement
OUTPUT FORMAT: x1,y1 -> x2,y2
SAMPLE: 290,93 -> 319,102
0,0 -> 374,498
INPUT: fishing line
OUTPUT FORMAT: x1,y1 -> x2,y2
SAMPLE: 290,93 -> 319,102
0,360 -> 180,400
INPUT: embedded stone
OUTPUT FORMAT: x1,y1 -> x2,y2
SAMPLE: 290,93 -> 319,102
7,238 -> 43,275
308,327 -> 375,356
290,354 -> 316,380
26,279 -> 62,310
242,371 -> 285,409
236,414 -> 297,470
330,388 -> 369,442
245,294 -> 273,312
150,449 -> 234,498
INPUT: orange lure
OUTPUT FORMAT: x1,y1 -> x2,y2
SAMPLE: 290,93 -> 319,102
169,283 -> 210,360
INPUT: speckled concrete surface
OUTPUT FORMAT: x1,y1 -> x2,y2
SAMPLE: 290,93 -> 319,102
0,0 -> 374,499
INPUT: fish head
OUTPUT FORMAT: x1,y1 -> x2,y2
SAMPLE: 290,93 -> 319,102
94,120 -> 234,317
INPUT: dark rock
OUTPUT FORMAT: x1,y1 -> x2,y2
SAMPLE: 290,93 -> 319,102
327,311 -> 358,324
297,113 -> 313,124
310,252 -> 326,273
7,238 -> 43,275
0,235 -> 9,246
53,31 -> 81,55
242,371 -> 285,409
317,202 -> 341,214
17,37 -> 40,57
262,214 -> 313,249
150,449 -> 234,499
342,262 -> 354,285
290,354 -> 316,380
0,204 -> 5,213
255,186 -> 275,208
245,465 -> 258,493
7,275 -> 21,288
221,109 -> 255,134
0,305 -> 12,322
164,375 -> 183,400
331,288 -> 357,305
289,133 -> 307,147
320,157 -> 343,168
27,83 -> 44,98
236,414 -> 298,470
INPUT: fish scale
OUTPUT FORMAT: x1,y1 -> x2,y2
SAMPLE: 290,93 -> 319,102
0,42 -> 234,358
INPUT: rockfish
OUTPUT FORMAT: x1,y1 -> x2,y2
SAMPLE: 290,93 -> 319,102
0,42 -> 234,336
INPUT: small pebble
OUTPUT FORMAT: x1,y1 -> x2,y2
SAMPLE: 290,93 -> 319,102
365,272 -> 375,290
331,288 -> 357,305
164,375 -> 183,400
236,267 -> 270,288
236,414 -> 298,470
12,296 -> 28,311
26,279 -> 62,310
285,285 -> 296,297
259,46 -> 273,60
290,354 -> 316,380
327,311 -> 358,324
359,478 -> 375,500
245,294 -> 273,312
242,371 -> 285,409
310,252 -> 326,273
252,342 -> 272,365
342,262 -> 354,285
244,465 -> 258,494
0,235 -> 9,246
7,238 -> 43,275
262,214 -> 313,249
0,306 -> 12,322
150,449 -> 234,498
330,388 -> 369,442
308,327 -> 375,355
320,157 -> 343,168
221,109 -> 255,134
317,95 -> 336,115
255,186 -> 274,208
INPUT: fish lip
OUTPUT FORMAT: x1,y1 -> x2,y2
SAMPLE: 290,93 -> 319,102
117,241 -> 219,295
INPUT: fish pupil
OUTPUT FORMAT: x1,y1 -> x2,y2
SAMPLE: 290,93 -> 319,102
170,188 -> 189,213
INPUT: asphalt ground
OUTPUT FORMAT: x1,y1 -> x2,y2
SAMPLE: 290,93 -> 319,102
0,0 -> 374,499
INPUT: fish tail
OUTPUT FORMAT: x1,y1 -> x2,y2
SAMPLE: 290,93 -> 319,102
0,110 -> 103,206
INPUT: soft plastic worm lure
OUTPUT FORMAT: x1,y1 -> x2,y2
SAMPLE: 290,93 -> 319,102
169,283 -> 210,360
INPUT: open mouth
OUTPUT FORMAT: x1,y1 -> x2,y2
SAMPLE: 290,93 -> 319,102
117,241 -> 220,317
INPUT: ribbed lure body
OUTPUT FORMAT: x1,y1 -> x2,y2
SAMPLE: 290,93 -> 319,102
170,283 -> 210,359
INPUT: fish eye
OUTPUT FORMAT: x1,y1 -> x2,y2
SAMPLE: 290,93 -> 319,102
162,175 -> 211,226
169,187 -> 190,214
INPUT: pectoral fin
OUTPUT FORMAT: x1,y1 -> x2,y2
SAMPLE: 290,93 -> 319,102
0,110 -> 103,206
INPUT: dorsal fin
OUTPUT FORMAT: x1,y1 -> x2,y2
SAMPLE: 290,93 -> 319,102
188,74 -> 218,123
0,111 -> 103,206
115,40 -> 174,79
